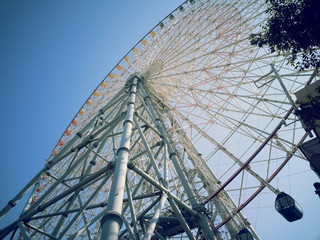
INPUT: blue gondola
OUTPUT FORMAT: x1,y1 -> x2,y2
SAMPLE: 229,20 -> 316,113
275,192 -> 303,222
235,227 -> 254,240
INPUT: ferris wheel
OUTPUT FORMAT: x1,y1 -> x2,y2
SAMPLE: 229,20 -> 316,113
0,0 -> 319,239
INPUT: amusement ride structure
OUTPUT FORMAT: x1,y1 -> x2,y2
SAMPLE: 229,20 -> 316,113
1,0 -> 319,239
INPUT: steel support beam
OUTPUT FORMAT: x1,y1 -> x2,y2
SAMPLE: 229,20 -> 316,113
100,75 -> 139,240
142,193 -> 167,240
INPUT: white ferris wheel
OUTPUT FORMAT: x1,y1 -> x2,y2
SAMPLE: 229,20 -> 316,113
1,0 -> 319,239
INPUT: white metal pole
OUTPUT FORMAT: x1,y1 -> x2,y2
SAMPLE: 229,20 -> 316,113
100,76 -> 139,240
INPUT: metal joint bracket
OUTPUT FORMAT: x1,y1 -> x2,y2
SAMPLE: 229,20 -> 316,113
169,152 -> 177,159
192,203 -> 207,215
101,211 -> 123,228
37,205 -> 45,212
8,200 -> 16,207
107,161 -> 116,170
156,141 -> 164,146
92,142 -> 99,148
123,119 -> 133,126
127,161 -> 134,170
116,147 -> 130,155
76,132 -> 83,138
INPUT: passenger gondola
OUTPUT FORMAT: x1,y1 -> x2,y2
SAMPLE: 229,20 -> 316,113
275,192 -> 303,222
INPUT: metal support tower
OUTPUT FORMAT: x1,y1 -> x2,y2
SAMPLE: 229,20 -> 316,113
0,74 -> 257,240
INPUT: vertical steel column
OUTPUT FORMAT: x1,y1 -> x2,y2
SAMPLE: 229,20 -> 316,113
100,76 -> 139,240
142,193 -> 167,240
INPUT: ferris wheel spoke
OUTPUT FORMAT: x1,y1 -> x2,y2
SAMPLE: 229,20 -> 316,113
163,109 -> 263,239
146,51 -> 276,82
193,89 -> 282,120
214,132 -> 308,232
152,1 -> 263,74
154,20 -> 261,74
175,111 -> 281,193
151,2 -> 216,60
191,88 -> 292,107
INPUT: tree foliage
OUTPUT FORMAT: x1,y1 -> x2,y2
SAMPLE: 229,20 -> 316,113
250,0 -> 320,70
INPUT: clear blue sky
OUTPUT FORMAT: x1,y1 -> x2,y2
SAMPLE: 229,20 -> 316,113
0,1 -> 319,239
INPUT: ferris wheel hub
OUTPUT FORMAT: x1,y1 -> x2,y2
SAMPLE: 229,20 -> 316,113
127,72 -> 144,83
